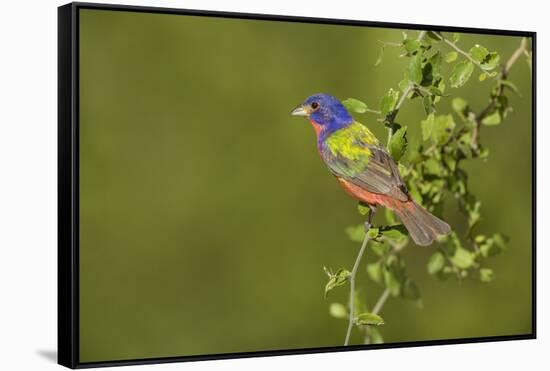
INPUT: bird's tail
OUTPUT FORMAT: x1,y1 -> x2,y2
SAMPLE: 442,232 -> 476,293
394,200 -> 451,246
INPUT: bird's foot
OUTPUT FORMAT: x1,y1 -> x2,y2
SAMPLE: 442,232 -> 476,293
364,205 -> 377,232
364,221 -> 371,232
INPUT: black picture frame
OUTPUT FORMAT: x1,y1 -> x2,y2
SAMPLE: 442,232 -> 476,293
58,2 -> 537,368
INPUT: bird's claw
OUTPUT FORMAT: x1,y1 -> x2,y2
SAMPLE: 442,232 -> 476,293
364,205 -> 377,232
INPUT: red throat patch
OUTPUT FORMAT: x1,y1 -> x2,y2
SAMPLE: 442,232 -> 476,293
309,120 -> 323,137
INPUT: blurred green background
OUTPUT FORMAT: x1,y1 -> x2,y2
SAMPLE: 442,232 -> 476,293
78,9 -> 532,362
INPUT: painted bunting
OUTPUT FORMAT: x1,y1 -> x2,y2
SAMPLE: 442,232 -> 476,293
291,93 -> 450,246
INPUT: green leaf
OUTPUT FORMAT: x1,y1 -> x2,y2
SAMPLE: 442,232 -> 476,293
444,153 -> 457,171
452,97 -> 468,113
479,146 -> 490,159
367,227 -> 380,239
370,240 -> 390,256
385,208 -> 397,225
450,61 -> 474,88
481,52 -> 500,71
432,114 -> 455,145
380,225 -> 408,241
451,247 -> 474,269
345,224 -> 365,243
342,98 -> 368,113
479,240 -> 493,257
493,233 -> 508,250
408,149 -> 422,164
474,235 -> 487,244
427,251 -> 445,275
408,52 -> 423,84
435,78 -> 446,96
479,73 -> 487,81
452,33 -> 460,43
403,38 -> 421,53
479,268 -> 494,283
469,45 -> 489,63
388,126 -> 408,162
408,182 -> 422,204
443,231 -> 460,255
427,51 -> 442,81
357,202 -> 370,215
422,95 -> 435,115
501,80 -> 520,95
355,312 -> 384,326
480,233 -> 508,257
444,51 -> 458,63
380,88 -> 400,117
481,110 -> 502,126
429,87 -> 444,97
324,268 -> 351,298
421,113 -> 435,141
329,303 -> 348,319
457,131 -> 473,158
424,158 -> 443,177
366,262 -> 382,283
465,195 -> 482,229
398,74 -> 410,92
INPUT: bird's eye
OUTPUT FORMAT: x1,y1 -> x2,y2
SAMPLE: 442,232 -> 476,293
311,102 -> 319,110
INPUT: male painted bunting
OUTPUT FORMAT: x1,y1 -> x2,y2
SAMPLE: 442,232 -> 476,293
291,93 -> 450,246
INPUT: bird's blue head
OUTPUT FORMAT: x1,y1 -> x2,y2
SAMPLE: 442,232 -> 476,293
291,93 -> 353,139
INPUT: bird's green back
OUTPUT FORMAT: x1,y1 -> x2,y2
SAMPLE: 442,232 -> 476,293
324,121 -> 379,161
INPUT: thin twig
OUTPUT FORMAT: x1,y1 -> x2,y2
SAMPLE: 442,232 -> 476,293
472,37 -> 530,148
344,209 -> 376,346
377,40 -> 402,47
387,84 -> 413,145
362,288 -> 391,344
433,32 -> 486,73
366,108 -> 382,115
416,30 -> 427,42
503,37 -> 529,78
372,288 -> 391,315
385,30 -> 427,145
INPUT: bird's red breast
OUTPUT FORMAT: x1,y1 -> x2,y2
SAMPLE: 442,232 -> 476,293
336,177 -> 412,212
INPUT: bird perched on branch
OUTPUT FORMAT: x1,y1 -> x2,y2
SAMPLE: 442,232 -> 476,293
291,93 -> 450,246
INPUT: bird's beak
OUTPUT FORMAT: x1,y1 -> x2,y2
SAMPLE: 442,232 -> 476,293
290,104 -> 309,117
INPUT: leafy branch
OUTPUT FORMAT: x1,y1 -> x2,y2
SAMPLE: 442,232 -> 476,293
344,208 -> 376,345
326,31 -> 531,345
434,32 -> 498,75
473,37 -> 530,148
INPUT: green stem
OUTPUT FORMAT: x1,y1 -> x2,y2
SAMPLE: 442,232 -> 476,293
387,84 -> 413,146
366,108 -> 382,115
473,37 -> 530,148
434,32 -> 486,73
344,210 -> 376,346
385,30 -> 426,146
372,288 -> 391,315
363,288 -> 391,344
416,31 -> 427,42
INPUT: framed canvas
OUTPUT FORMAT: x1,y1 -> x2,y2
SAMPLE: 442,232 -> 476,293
58,2 -> 536,368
